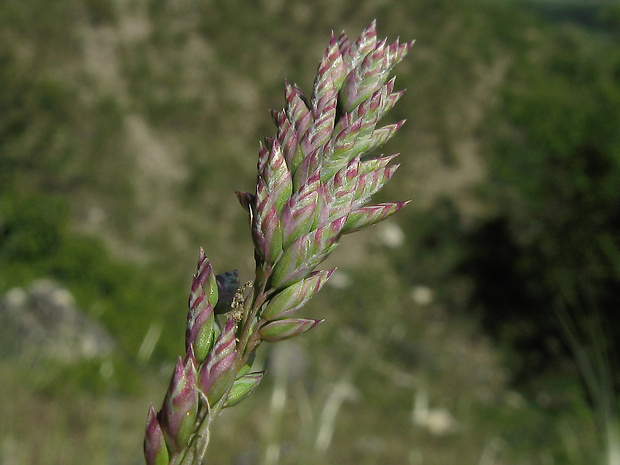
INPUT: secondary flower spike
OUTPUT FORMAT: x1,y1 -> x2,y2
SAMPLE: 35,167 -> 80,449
145,21 -> 413,465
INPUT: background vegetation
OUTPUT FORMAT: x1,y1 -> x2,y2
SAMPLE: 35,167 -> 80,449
1,0 -> 619,464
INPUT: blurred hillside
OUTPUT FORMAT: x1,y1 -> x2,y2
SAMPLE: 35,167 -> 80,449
1,0 -> 620,464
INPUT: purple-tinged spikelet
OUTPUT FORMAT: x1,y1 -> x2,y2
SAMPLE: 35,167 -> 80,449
258,318 -> 324,343
144,405 -> 170,465
159,356 -> 199,452
199,317 -> 238,405
186,249 -> 217,363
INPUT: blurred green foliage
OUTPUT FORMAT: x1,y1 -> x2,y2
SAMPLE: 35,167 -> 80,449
0,189 -> 186,366
387,0 -> 620,386
462,16 -> 620,382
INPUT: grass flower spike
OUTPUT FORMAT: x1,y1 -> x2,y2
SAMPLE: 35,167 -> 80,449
145,20 -> 413,464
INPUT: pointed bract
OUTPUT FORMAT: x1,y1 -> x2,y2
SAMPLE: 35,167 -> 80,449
186,306 -> 215,363
341,201 -> 410,234
160,357 -> 199,452
201,350 -> 238,405
144,405 -> 170,465
262,268 -> 335,321
193,249 -> 218,308
186,249 -> 217,361
224,372 -> 265,408
352,163 -> 400,208
259,318 -> 324,342
259,138 -> 293,213
199,318 -> 238,405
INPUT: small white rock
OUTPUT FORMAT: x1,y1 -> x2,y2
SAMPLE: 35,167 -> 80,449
411,286 -> 434,306
375,222 -> 405,248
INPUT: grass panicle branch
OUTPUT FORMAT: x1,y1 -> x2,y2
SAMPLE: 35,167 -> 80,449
144,20 -> 413,465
